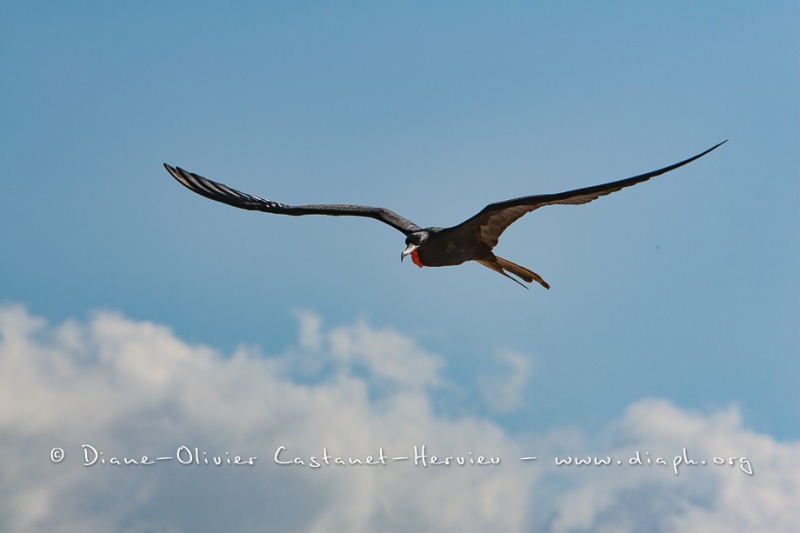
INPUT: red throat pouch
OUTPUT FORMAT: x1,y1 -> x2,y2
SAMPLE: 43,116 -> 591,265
411,250 -> 423,268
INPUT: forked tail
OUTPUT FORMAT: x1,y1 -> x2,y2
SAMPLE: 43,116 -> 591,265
476,257 -> 550,289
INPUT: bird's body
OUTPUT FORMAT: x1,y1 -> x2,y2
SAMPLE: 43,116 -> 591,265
400,226 -> 547,288
165,141 -> 725,289
412,227 -> 479,267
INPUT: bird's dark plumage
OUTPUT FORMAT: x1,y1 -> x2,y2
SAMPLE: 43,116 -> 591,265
164,164 -> 421,236
165,141 -> 726,289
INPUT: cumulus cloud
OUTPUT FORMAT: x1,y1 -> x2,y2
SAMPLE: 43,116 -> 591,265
0,304 -> 798,532
539,399 -> 800,532
478,349 -> 532,412
0,304 -> 529,533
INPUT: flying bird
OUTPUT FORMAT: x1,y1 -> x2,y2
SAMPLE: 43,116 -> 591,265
164,141 -> 725,289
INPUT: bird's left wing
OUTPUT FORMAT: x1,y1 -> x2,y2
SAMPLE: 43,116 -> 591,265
164,164 -> 422,236
448,141 -> 726,248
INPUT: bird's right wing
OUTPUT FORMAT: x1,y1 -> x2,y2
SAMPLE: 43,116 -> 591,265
164,164 -> 422,236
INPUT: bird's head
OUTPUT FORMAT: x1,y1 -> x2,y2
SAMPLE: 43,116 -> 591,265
401,230 -> 430,267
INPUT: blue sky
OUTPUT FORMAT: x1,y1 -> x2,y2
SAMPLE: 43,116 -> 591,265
2,2 -> 798,531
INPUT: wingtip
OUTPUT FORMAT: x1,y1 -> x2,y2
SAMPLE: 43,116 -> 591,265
706,139 -> 728,153
163,163 -> 184,180
680,140 -> 728,165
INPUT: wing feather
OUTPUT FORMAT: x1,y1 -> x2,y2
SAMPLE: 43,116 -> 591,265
164,164 -> 421,235
453,141 -> 726,247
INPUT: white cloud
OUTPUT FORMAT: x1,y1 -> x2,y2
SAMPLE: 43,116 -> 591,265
479,349 -> 532,412
540,399 -> 800,532
0,304 -> 529,533
0,304 -> 798,532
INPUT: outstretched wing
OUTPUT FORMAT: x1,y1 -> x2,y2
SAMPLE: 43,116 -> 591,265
164,164 -> 422,236
448,141 -> 727,248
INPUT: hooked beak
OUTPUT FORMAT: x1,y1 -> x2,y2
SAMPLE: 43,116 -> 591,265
401,243 -> 419,262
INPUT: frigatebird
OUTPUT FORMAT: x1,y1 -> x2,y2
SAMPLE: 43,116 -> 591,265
165,141 -> 725,289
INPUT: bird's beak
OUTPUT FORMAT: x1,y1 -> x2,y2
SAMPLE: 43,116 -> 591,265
401,243 -> 419,262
